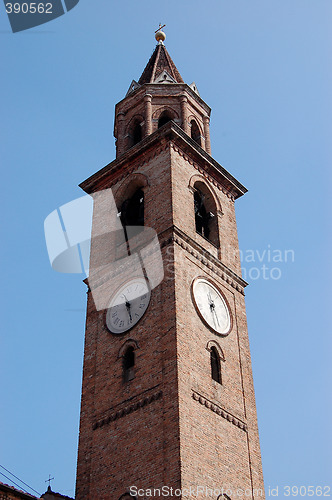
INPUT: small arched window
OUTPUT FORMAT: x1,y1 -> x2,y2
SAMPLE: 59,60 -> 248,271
210,346 -> 221,384
120,188 -> 144,227
123,346 -> 135,382
190,120 -> 201,146
158,110 -> 172,128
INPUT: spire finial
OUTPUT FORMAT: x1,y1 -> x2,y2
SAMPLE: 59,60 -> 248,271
45,475 -> 54,492
155,24 -> 166,44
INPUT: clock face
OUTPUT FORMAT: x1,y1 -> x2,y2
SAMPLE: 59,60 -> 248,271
106,277 -> 151,334
192,278 -> 231,335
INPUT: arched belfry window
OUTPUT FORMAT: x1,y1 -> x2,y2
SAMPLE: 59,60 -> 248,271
127,117 -> 143,149
210,346 -> 221,384
190,119 -> 201,146
120,188 -> 144,227
158,110 -> 172,128
132,122 -> 142,145
193,181 -> 219,247
123,346 -> 135,382
194,189 -> 211,239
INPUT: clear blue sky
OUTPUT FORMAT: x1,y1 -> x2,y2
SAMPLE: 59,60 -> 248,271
1,1 -> 331,497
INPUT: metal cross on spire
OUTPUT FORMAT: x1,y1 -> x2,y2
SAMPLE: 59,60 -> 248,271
155,23 -> 166,33
45,475 -> 54,489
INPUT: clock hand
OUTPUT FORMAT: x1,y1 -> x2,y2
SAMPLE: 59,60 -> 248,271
212,308 -> 220,327
208,292 -> 215,312
207,293 -> 217,328
208,294 -> 221,329
126,307 -> 132,322
211,307 -> 217,329
123,295 -> 132,321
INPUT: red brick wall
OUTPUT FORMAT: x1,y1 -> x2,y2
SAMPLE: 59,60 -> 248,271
76,135 -> 264,499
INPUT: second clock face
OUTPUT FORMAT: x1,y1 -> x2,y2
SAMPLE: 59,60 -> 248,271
106,277 -> 151,334
192,278 -> 231,335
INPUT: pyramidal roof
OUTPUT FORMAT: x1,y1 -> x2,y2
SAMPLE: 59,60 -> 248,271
138,43 -> 184,85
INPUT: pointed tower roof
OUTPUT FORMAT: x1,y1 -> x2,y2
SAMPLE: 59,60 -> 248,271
138,43 -> 184,85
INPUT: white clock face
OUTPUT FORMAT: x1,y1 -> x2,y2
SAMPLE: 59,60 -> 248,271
106,277 -> 151,334
192,278 -> 231,335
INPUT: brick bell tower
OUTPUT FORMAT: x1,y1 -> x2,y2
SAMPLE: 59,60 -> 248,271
75,28 -> 265,500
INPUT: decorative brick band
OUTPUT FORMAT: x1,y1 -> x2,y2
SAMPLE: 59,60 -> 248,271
172,226 -> 247,293
170,142 -> 235,201
106,143 -> 169,189
192,391 -> 247,432
93,390 -> 163,430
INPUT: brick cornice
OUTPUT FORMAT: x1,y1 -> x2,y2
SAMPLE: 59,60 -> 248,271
80,140 -> 170,194
92,387 -> 163,430
192,390 -> 248,432
114,83 -> 211,117
171,142 -> 236,201
172,226 -> 248,292
79,121 -> 247,200
84,225 -> 246,295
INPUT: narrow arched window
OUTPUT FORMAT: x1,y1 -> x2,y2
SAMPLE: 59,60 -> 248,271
190,120 -> 201,146
123,346 -> 135,382
120,188 -> 144,227
132,122 -> 142,145
194,189 -> 211,240
193,181 -> 219,247
211,346 -> 221,384
127,118 -> 143,150
158,111 -> 172,128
